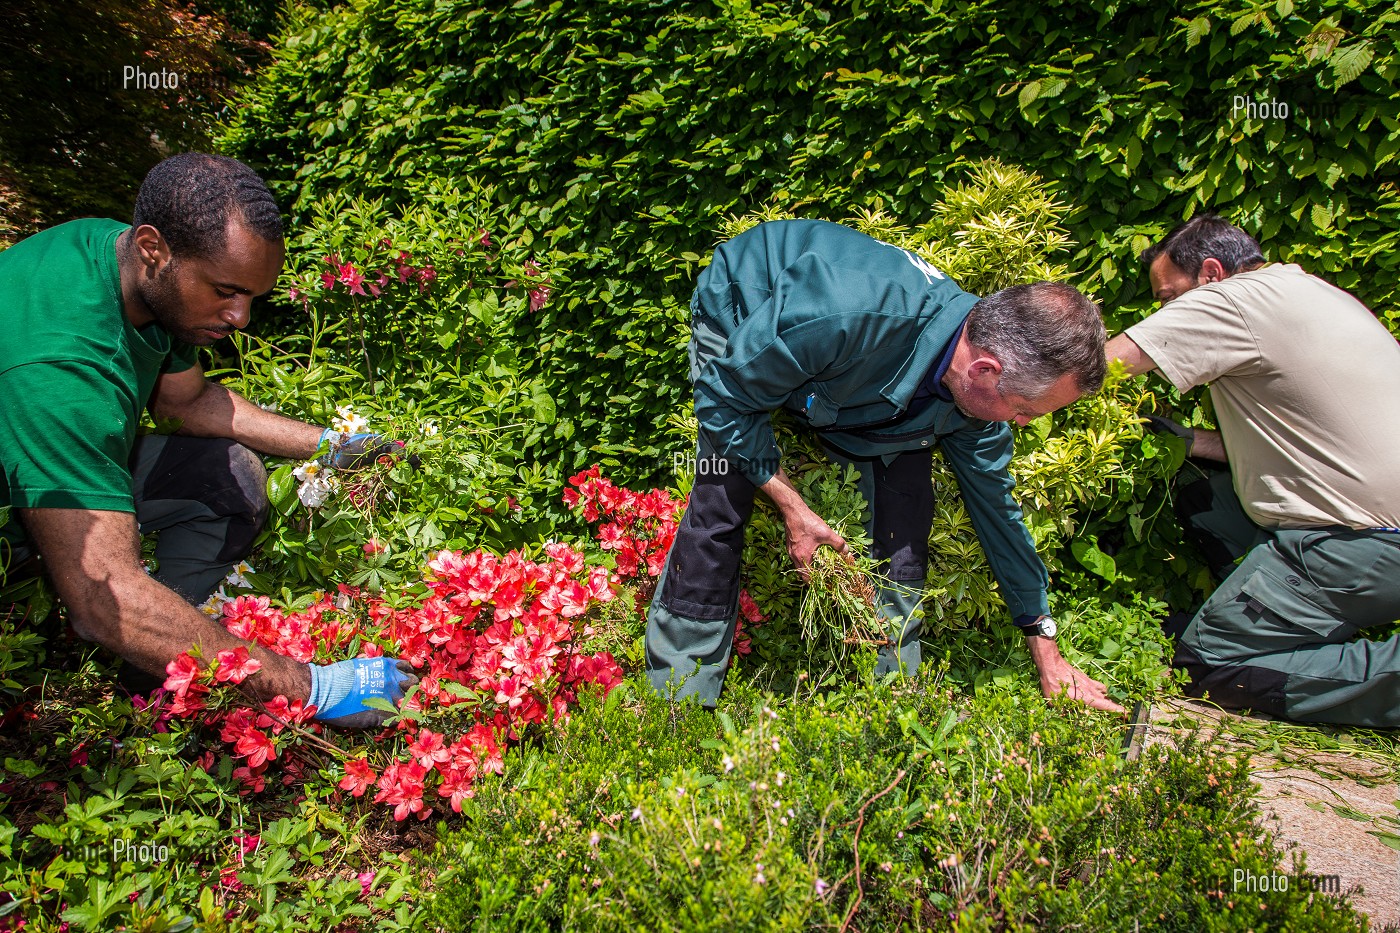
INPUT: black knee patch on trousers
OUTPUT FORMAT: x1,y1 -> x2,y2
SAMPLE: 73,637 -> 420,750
140,437 -> 270,562
658,456 -> 756,621
1173,639 -> 1288,718
870,450 -> 933,582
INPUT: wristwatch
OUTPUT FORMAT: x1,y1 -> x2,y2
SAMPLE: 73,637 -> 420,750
1021,616 -> 1058,638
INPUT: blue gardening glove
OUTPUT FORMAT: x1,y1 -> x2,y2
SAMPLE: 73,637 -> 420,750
318,430 -> 407,471
308,657 -> 416,730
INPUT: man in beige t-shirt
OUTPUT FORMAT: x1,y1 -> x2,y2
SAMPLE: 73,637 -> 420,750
1106,213 -> 1400,728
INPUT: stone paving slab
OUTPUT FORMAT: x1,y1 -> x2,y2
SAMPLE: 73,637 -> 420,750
1143,699 -> 1399,930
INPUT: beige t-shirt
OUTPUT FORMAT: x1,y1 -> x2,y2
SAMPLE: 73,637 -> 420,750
1127,263 -> 1400,530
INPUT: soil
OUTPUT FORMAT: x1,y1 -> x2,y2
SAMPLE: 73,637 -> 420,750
1142,699 -> 1399,931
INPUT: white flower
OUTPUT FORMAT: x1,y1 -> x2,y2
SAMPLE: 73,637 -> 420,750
198,586 -> 232,616
293,461 -> 322,482
722,755 -> 735,773
293,460 -> 337,509
297,477 -> 334,508
630,807 -> 643,821
422,420 -> 439,437
224,561 -> 254,590
257,401 -> 280,413
332,405 -> 368,437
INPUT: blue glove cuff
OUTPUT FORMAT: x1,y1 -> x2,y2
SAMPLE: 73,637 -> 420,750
309,658 -> 410,721
316,427 -> 338,463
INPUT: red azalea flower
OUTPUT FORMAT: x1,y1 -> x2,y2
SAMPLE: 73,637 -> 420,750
233,726 -> 277,769
374,761 -> 431,821
409,729 -> 453,768
163,652 -> 204,695
337,262 -> 366,296
213,646 -> 262,684
416,265 -> 437,293
339,757 -> 377,797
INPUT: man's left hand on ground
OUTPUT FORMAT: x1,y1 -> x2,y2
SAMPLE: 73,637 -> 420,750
1026,633 -> 1124,714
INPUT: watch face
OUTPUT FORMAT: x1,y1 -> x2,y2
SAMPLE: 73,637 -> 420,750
1040,617 -> 1058,638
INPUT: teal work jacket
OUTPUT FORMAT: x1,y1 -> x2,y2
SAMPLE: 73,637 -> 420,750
690,219 -> 1049,620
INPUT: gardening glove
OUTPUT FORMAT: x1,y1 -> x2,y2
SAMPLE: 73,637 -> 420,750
317,430 -> 407,471
1141,414 -> 1194,448
307,657 -> 416,730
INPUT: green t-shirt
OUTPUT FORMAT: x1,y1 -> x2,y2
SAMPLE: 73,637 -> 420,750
0,218 -> 199,549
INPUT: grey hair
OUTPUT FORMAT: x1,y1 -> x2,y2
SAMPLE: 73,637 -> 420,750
964,282 -> 1108,398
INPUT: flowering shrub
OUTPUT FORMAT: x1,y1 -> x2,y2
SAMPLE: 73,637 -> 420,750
563,465 -> 766,657
160,541 -> 625,820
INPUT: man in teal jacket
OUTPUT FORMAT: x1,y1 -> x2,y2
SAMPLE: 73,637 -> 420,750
647,219 -> 1122,712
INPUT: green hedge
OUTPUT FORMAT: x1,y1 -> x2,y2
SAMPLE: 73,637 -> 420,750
223,0 -> 1400,483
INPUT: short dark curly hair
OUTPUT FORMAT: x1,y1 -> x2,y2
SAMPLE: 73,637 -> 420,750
1140,213 -> 1264,277
132,153 -> 283,259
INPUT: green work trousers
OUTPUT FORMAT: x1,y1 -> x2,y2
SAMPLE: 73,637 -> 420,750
1175,469 -> 1400,728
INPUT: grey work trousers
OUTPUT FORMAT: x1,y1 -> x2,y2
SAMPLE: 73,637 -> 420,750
5,435 -> 269,606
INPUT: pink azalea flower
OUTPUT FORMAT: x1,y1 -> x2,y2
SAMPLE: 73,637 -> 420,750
337,262 -> 366,296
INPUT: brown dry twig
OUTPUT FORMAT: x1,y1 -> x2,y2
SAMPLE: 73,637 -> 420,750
838,768 -> 908,933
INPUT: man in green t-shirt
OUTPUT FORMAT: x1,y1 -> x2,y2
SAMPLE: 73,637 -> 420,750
0,153 -> 412,730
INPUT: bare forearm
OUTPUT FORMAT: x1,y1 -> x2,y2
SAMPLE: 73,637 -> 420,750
70,571 -> 311,701
161,383 -> 323,458
758,467 -> 811,521
1105,333 -> 1158,377
1189,428 -> 1228,463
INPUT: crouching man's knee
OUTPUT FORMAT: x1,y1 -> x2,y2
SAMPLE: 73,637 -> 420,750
1172,637 -> 1288,718
222,442 -> 270,560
